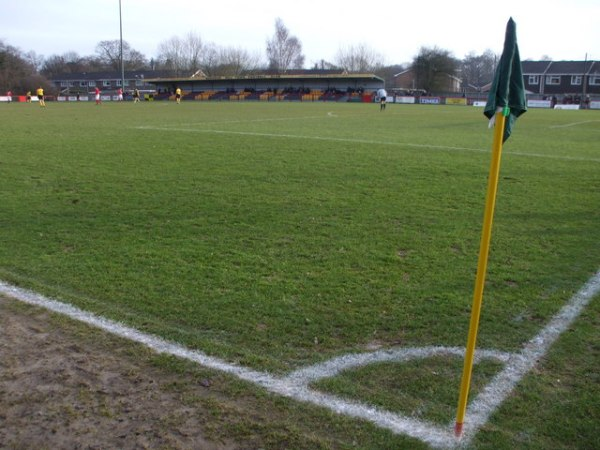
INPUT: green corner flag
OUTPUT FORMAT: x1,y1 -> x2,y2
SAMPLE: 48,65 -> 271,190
455,18 -> 527,437
484,18 -> 527,142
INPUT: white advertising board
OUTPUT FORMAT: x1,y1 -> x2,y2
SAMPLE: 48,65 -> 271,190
554,104 -> 580,110
394,96 -> 415,104
527,100 -> 551,108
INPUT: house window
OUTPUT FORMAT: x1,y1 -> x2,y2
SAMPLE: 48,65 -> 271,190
571,75 -> 582,85
590,76 -> 600,86
135,79 -> 143,86
528,75 -> 539,85
79,81 -> 87,87
60,81 -> 68,87
545,75 -> 561,85
102,80 -> 111,87
88,81 -> 96,87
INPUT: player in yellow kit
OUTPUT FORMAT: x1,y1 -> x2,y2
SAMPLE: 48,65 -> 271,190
175,87 -> 182,104
36,87 -> 46,107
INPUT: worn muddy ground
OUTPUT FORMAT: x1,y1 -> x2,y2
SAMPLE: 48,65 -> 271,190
1,295 -> 357,450
0,295 -> 250,449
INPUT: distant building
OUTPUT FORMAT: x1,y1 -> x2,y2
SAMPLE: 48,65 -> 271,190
49,69 -> 385,101
521,60 -> 600,97
146,70 -> 384,99
49,70 -> 171,95
391,60 -> 600,99
392,68 -> 462,94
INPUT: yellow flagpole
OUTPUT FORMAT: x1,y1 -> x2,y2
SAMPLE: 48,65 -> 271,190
455,109 -> 507,437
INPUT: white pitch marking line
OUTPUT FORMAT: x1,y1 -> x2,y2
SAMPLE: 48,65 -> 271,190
549,120 -> 600,129
135,125 -> 495,155
1,268 -> 599,448
461,269 -> 600,441
285,346 -> 513,386
133,125 -> 600,163
176,114 -> 333,127
0,281 -> 453,447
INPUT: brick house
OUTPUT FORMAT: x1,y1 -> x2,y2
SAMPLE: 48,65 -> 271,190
392,68 -> 462,94
521,60 -> 600,97
392,60 -> 600,99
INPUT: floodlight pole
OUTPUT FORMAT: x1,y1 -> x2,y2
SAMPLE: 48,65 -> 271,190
119,0 -> 125,92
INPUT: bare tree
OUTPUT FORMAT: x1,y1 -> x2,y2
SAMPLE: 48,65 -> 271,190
157,36 -> 186,75
266,18 -> 304,73
215,46 -> 262,77
335,43 -> 384,72
182,31 -> 204,73
0,40 -> 51,93
460,50 -> 497,92
24,50 -> 44,72
0,41 -> 29,91
157,32 -> 204,76
200,44 -> 262,77
158,32 -> 263,78
41,54 -> 70,77
95,40 -> 147,71
126,49 -> 147,70
42,51 -> 105,77
198,42 -> 220,77
311,59 -> 339,70
412,46 -> 459,93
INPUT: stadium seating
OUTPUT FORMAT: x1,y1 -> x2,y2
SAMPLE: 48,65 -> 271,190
196,91 -> 215,100
301,90 -> 323,101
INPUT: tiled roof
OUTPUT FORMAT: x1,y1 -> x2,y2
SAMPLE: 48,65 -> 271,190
521,61 -> 552,74
545,61 -> 593,74
521,60 -> 598,75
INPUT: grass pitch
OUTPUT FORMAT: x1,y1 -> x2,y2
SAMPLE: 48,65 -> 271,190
1,100 -> 598,448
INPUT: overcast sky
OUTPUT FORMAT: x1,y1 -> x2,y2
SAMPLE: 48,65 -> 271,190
2,0 -> 599,66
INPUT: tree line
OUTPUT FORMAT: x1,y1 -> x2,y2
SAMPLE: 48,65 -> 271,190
1,18 -> 499,94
